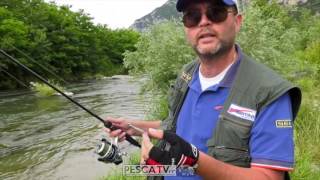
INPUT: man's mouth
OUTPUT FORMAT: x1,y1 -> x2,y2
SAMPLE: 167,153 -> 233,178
198,33 -> 216,43
199,33 -> 215,39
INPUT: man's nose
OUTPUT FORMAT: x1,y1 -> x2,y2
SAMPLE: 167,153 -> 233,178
198,13 -> 212,27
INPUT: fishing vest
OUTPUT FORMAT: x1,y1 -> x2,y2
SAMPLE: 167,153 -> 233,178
148,54 -> 301,180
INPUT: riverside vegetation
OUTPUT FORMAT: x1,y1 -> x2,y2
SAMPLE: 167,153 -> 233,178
0,0 -> 140,90
113,0 -> 320,179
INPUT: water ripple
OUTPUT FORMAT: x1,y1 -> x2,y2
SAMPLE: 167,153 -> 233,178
0,76 -> 150,179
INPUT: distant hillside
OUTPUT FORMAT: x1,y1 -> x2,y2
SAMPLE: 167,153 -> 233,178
130,0 -> 179,31
130,0 -> 318,31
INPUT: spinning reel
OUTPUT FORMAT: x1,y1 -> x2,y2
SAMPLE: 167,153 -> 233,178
96,137 -> 125,165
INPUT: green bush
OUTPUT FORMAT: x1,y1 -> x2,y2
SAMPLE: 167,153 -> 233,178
124,20 -> 195,119
124,20 -> 195,94
237,0 -> 318,80
30,81 -> 64,97
0,0 -> 140,89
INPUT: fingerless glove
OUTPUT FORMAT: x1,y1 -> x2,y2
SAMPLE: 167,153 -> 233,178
146,131 -> 199,167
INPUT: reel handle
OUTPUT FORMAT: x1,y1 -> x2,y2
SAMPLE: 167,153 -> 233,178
103,121 -> 141,148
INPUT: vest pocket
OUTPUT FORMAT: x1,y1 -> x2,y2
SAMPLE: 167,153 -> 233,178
207,115 -> 253,167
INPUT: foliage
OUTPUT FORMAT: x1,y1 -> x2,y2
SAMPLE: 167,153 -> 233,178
296,41 -> 320,81
0,0 -> 140,90
293,101 -> 320,179
301,0 -> 320,13
124,20 -> 195,94
30,81 -> 63,97
123,21 -> 195,118
102,151 -> 146,180
237,0 -> 318,80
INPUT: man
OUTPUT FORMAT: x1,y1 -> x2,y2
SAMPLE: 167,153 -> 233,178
104,0 -> 301,179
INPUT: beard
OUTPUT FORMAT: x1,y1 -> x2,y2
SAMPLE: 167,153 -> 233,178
193,38 -> 234,60
191,26 -> 235,61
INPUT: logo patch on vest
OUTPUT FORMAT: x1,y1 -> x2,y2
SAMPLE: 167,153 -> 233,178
181,71 -> 192,83
227,104 -> 256,121
276,120 -> 292,128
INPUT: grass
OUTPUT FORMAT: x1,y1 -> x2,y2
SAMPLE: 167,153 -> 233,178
101,151 -> 146,180
291,80 -> 320,179
30,81 -> 64,97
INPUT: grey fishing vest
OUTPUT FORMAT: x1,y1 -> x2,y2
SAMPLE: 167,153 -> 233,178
149,54 -> 301,180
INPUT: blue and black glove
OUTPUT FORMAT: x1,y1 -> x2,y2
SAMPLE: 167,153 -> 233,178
146,131 -> 199,167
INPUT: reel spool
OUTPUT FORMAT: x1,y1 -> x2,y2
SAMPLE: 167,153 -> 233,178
96,137 -> 123,165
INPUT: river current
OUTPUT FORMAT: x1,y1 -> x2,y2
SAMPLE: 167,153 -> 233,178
0,76 -> 149,180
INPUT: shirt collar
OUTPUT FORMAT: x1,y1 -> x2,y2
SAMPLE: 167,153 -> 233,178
189,44 -> 243,91
189,63 -> 202,93
219,44 -> 243,88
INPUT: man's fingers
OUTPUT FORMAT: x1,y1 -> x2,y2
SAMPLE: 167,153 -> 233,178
141,132 -> 154,161
147,128 -> 164,139
119,132 -> 126,140
119,136 -> 126,142
103,128 -> 110,133
105,117 -> 130,130
103,128 -> 122,137
105,117 -> 122,126
142,132 -> 150,144
141,133 -> 148,164
109,129 -> 122,137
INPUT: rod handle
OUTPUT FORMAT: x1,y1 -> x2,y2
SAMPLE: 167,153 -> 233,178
103,121 -> 141,148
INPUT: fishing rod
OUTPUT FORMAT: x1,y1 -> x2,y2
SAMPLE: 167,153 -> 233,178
9,44 -> 69,85
0,49 -> 141,148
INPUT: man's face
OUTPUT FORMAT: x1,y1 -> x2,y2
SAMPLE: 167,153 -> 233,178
183,2 -> 242,58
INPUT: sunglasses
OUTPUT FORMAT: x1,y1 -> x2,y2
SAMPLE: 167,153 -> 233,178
182,6 -> 236,28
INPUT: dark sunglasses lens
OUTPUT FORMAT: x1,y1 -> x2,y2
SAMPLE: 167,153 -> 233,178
207,7 -> 228,23
183,7 -> 229,28
183,11 -> 201,28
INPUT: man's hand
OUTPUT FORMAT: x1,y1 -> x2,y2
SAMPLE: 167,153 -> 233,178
141,132 -> 154,164
103,117 -> 136,142
142,129 -> 286,180
103,117 -> 162,142
141,128 -> 199,167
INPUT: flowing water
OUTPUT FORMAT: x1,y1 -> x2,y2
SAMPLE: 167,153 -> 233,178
0,76 -> 149,180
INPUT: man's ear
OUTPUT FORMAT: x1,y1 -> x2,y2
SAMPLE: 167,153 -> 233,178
235,14 -> 243,34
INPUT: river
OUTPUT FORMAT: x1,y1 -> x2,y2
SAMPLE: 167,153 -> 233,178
0,76 -> 149,180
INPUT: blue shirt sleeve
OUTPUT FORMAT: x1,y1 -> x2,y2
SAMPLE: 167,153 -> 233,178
250,93 -> 294,171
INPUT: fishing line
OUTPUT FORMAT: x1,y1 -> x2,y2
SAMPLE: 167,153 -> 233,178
0,49 -> 141,148
0,66 -> 30,88
9,44 -> 69,85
